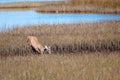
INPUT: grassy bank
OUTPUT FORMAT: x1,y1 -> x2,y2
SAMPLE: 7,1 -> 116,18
0,0 -> 120,14
0,21 -> 119,55
37,0 -> 120,14
70,0 -> 120,8
0,2 -> 64,10
0,53 -> 120,80
0,19 -> 119,79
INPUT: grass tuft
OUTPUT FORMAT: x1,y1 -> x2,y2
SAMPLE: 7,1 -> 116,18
0,21 -> 119,56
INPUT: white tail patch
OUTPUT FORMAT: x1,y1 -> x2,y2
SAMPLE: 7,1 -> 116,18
44,45 -> 51,54
44,45 -> 48,50
27,36 -> 51,54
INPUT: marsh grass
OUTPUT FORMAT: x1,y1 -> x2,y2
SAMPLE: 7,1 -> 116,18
52,40 -> 120,53
0,21 -> 119,56
0,21 -> 119,80
0,53 -> 120,80
0,0 -> 120,13
36,0 -> 120,14
70,0 -> 120,8
0,40 -> 119,56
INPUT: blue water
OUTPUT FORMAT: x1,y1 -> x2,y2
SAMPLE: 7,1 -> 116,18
0,10 -> 120,30
0,0 -> 64,3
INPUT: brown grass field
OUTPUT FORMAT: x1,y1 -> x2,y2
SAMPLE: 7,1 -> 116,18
0,0 -> 120,78
0,20 -> 119,79
0,21 -> 119,55
37,0 -> 120,14
0,0 -> 120,13
0,53 -> 120,80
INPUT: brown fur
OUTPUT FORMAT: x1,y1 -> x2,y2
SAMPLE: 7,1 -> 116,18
27,36 -> 45,54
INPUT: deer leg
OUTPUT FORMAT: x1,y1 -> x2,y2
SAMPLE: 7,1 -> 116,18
31,45 -> 41,54
38,48 -> 44,55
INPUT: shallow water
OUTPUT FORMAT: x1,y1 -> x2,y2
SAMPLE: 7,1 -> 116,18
0,10 -> 120,30
0,0 -> 64,3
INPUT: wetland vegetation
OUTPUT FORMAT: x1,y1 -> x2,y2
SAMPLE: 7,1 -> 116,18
0,0 -> 120,13
0,21 -> 119,56
0,0 -> 120,80
0,53 -> 120,80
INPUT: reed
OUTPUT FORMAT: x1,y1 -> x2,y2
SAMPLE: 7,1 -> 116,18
0,0 -> 120,13
0,53 -> 120,80
0,21 -> 119,80
36,0 -> 120,14
52,40 -> 120,53
70,0 -> 120,8
0,21 -> 119,56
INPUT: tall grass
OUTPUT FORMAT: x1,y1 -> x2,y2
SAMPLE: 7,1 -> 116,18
0,0 -> 119,13
0,53 -> 120,80
0,21 -> 119,56
36,0 -> 120,14
0,20 -> 119,79
70,0 -> 120,8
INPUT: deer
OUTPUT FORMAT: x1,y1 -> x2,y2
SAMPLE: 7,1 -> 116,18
27,36 -> 51,54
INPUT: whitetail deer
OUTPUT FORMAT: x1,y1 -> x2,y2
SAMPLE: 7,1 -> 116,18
27,36 -> 51,54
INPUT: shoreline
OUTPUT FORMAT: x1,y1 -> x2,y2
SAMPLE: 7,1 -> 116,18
0,1 -> 120,14
0,8 -> 119,14
36,9 -> 120,14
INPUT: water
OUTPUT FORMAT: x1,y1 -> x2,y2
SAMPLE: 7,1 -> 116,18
0,0 -> 64,3
0,10 -> 120,30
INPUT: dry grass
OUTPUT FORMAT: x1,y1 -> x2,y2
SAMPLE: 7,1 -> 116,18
36,0 -> 120,14
0,0 -> 120,13
0,21 -> 119,55
70,0 -> 120,8
3,21 -> 120,44
0,1 -> 64,10
0,52 -> 120,80
0,17 -> 119,80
